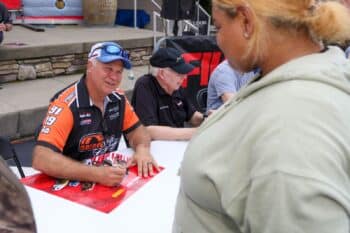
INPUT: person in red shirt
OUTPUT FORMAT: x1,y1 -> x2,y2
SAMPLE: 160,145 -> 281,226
33,42 -> 159,186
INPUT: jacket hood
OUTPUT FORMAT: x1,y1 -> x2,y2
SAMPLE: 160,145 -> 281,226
237,46 -> 350,100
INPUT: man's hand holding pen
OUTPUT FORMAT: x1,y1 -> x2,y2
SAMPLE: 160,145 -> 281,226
92,158 -> 127,187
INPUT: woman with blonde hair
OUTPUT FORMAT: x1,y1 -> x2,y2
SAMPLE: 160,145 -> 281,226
173,0 -> 350,232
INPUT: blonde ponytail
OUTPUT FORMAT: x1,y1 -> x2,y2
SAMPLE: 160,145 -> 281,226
214,0 -> 350,45
307,1 -> 350,45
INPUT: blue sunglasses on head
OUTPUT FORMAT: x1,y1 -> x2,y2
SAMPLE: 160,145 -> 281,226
90,44 -> 130,60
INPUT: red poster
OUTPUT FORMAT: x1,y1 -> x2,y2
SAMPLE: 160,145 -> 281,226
21,152 -> 164,213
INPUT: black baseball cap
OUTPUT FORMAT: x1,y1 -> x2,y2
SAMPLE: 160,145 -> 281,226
150,48 -> 195,74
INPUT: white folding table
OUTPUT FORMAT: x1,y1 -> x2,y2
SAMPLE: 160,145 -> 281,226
17,140 -> 188,233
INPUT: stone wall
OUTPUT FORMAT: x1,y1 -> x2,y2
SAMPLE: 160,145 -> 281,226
0,46 -> 152,84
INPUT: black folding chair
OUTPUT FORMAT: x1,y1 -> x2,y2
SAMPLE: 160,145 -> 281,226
0,136 -> 25,178
196,88 -> 208,113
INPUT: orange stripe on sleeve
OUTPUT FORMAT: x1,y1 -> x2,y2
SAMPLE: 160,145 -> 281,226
122,98 -> 140,131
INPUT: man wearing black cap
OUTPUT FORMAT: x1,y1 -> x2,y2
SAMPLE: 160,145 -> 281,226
131,47 -> 204,140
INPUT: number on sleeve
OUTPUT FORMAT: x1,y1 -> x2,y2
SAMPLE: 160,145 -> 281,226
45,116 -> 57,126
48,106 -> 63,115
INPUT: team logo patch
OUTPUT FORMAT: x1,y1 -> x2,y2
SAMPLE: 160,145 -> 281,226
79,133 -> 105,152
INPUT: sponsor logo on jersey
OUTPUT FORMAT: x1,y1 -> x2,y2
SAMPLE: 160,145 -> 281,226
79,133 -> 105,152
159,105 -> 169,110
176,100 -> 183,106
109,112 -> 120,120
80,119 -> 92,126
64,91 -> 76,104
79,112 -> 91,118
108,106 -> 119,113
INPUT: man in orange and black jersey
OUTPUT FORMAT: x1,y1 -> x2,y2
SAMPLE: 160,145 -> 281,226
32,42 -> 159,187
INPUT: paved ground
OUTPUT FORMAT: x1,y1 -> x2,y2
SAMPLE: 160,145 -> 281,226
0,24 -> 163,61
4,25 -> 158,47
